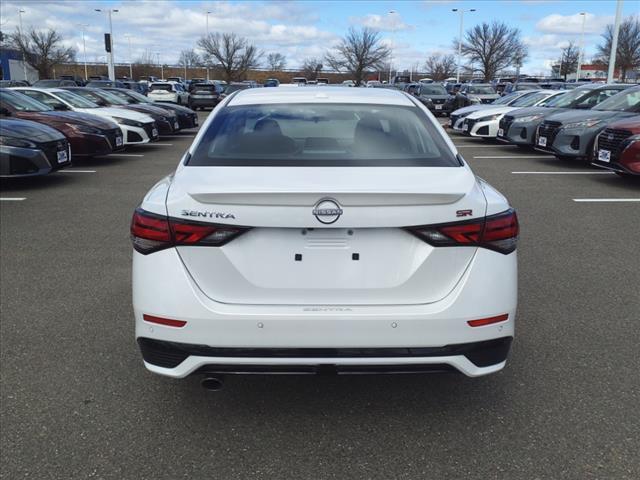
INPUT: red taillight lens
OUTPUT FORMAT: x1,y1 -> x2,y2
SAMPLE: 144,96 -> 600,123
467,314 -> 509,327
131,208 -> 249,254
143,314 -> 187,328
406,209 -> 519,254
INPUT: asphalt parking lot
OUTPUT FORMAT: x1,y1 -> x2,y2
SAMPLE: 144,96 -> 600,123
1,112 -> 639,479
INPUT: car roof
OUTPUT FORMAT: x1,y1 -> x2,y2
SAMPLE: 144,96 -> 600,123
227,86 -> 415,106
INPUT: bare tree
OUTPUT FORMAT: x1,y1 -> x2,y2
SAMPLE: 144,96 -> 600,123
9,28 -> 75,79
424,54 -> 457,81
594,17 -> 640,82
455,21 -> 527,81
266,52 -> 286,71
178,49 -> 202,68
324,27 -> 391,86
301,57 -> 323,80
197,33 -> 260,82
553,41 -> 580,80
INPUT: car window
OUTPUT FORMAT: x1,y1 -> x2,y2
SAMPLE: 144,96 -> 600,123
150,84 -> 172,91
0,90 -> 52,112
544,87 -> 594,108
466,86 -> 495,94
54,90 -> 100,108
20,90 -> 66,109
511,92 -> 552,107
593,88 -> 640,112
574,88 -> 625,109
188,104 -> 459,167
419,85 -> 447,95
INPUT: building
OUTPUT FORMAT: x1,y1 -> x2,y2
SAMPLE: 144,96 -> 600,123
0,48 -> 38,83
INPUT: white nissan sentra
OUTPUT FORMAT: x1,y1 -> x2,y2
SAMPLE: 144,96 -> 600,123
131,87 -> 518,387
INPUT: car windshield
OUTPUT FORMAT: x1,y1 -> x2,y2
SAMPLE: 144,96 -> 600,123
516,84 -> 541,90
592,88 -> 640,112
419,85 -> 447,95
33,80 -> 60,87
543,87 -> 595,108
150,84 -> 172,91
0,90 -> 52,112
54,90 -> 100,108
511,92 -> 553,107
119,89 -> 152,103
105,89 -> 135,103
493,92 -> 522,105
67,89 -> 115,105
94,90 -> 130,106
466,86 -> 495,94
192,85 -> 217,93
188,103 -> 459,167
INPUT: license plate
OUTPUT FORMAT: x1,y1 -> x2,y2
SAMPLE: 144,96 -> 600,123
462,123 -> 469,132
152,128 -> 158,137
57,149 -> 68,164
174,121 -> 179,129
538,136 -> 547,147
115,136 -> 123,147
435,105 -> 442,110
598,149 -> 611,162
498,128 -> 504,137
194,118 -> 198,126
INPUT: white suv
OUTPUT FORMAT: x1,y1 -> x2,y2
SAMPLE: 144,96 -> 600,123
131,87 -> 518,386
147,82 -> 190,105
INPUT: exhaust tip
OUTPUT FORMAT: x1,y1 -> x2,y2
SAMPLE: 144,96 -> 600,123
201,376 -> 224,391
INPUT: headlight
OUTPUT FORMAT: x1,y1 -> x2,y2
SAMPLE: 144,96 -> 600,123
67,123 -> 102,134
0,136 -> 37,148
517,114 -> 544,123
111,116 -> 144,127
476,113 -> 503,122
562,119 -> 603,129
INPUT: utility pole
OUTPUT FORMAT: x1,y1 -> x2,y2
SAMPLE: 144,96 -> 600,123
205,11 -> 212,81
124,34 -> 133,79
388,10 -> 396,84
156,52 -> 163,79
452,8 -> 476,83
77,24 -> 89,81
18,9 -> 27,81
575,12 -> 586,81
95,9 -> 118,80
607,0 -> 624,83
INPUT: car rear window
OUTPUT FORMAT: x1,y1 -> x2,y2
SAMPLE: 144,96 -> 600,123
188,103 -> 459,167
193,85 -> 218,94
150,84 -> 172,91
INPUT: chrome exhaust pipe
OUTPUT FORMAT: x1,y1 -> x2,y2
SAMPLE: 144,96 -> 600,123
201,376 -> 224,391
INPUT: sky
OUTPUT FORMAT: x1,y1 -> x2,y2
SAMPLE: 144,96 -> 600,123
0,0 -> 637,75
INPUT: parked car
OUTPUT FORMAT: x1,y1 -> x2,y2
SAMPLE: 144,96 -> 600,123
263,78 -> 280,87
413,83 -> 453,116
219,83 -> 252,100
591,115 -> 640,176
534,86 -> 640,160
0,89 -> 124,157
447,84 -> 500,110
13,87 -> 159,145
342,80 -> 355,87
444,82 -> 462,95
61,87 -> 180,135
497,84 -> 631,148
188,83 -> 224,110
458,90 -> 566,138
449,90 -> 536,130
0,80 -> 29,87
366,80 -> 383,88
292,77 -> 307,84
101,88 -> 198,130
147,82 -> 190,105
166,77 -> 186,86
316,78 -> 330,85
130,87 -> 519,383
86,80 -> 127,89
0,118 -> 71,177
59,75 -> 87,86
418,78 -> 434,84
33,79 -> 79,88
118,81 -> 148,95
501,82 -> 542,96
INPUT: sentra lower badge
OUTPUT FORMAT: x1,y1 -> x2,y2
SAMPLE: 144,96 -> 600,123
181,210 -> 236,220
312,198 -> 343,224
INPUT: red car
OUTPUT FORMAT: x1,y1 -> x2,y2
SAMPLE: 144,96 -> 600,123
0,88 -> 124,157
592,115 -> 640,176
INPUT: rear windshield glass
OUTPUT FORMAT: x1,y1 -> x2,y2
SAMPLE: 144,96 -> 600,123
150,84 -> 172,91
466,86 -> 495,94
188,103 -> 459,167
192,85 -> 218,94
418,85 -> 447,95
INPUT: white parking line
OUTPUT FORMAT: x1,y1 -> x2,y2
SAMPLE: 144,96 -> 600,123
512,171 -> 613,175
162,135 -> 195,138
455,145 -> 518,148
107,154 -> 144,157
0,198 -> 26,201
149,143 -> 173,146
473,155 -> 555,159
60,170 -> 96,173
573,198 -> 640,203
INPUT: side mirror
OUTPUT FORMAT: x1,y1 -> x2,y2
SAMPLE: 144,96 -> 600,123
0,107 -> 11,116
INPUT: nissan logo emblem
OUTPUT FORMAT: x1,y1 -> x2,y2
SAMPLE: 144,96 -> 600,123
312,198 -> 343,224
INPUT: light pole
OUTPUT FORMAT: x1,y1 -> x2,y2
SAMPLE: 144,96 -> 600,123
95,8 -> 118,80
18,9 -> 27,81
77,24 -> 89,81
452,8 -> 475,83
156,52 -> 163,79
205,11 -> 212,81
387,10 -> 397,84
575,12 -> 586,81
607,0 -> 624,83
124,34 -> 133,79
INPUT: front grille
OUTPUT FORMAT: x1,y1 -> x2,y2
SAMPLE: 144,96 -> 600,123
597,128 -> 633,162
450,114 -> 460,126
464,118 -> 478,132
104,128 -> 122,149
142,122 -> 158,139
38,139 -> 69,168
432,98 -> 445,104
481,98 -> 494,104
537,121 -> 562,146
499,116 -> 514,136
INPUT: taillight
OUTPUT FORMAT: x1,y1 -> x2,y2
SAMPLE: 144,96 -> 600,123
131,208 -> 249,254
406,209 -> 519,254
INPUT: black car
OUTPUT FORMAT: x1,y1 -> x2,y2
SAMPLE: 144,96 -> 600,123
413,83 -> 453,116
33,79 -> 79,88
0,118 -> 71,177
502,82 -> 542,95
188,83 -> 224,110
0,80 -> 30,88
101,88 -> 199,130
121,81 -> 148,95
447,83 -> 500,110
219,83 -> 253,100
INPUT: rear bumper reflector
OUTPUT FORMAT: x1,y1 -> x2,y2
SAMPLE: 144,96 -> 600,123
143,314 -> 187,328
467,314 -> 509,327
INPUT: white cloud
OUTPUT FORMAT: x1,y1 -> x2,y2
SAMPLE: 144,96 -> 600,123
536,12 -> 613,35
350,13 -> 414,32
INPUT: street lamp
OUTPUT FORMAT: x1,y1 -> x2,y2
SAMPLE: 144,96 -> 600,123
205,11 -> 212,81
95,8 -> 118,80
156,52 -> 163,79
388,10 -> 397,84
607,0 -> 624,83
18,9 -> 27,81
124,34 -> 133,79
452,8 -> 476,83
575,12 -> 586,81
77,24 -> 89,81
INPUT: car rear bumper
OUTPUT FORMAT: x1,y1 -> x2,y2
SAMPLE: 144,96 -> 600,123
189,97 -> 220,108
133,246 -> 518,378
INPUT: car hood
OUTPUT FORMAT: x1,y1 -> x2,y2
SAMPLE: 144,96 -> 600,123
0,118 -> 65,142
418,94 -> 450,100
451,104 -> 496,116
151,102 -> 194,115
468,94 -> 500,100
466,106 -> 515,119
38,111 -> 119,129
126,104 -> 175,117
544,109 -> 630,124
75,106 -> 153,122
